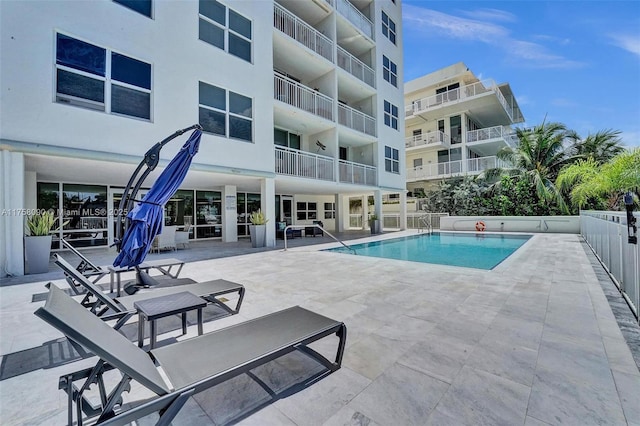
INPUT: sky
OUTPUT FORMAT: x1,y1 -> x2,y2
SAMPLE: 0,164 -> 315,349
401,0 -> 640,148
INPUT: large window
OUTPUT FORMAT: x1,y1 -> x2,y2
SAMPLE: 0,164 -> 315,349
296,202 -> 317,221
199,81 -> 253,142
55,33 -> 151,120
274,128 -> 300,149
195,190 -> 222,238
381,11 -> 396,45
113,0 -> 152,17
324,202 -> 335,219
385,146 -> 399,174
199,0 -> 252,62
237,192 -> 260,236
384,100 -> 398,130
382,55 -> 397,87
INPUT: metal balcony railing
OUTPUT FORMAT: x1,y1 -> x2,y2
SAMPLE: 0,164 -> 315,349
335,0 -> 373,39
467,156 -> 508,173
405,130 -> 450,148
467,126 -> 519,148
338,104 -> 376,136
407,156 -> 506,180
339,159 -> 377,186
275,146 -> 335,181
405,80 -> 522,123
274,73 -> 334,121
274,3 -> 334,62
337,46 -> 375,88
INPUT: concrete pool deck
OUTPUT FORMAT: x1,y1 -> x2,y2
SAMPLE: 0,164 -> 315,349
0,231 -> 639,425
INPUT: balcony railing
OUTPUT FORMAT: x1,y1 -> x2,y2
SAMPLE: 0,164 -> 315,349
337,46 -> 375,88
274,73 -> 334,121
274,3 -> 334,62
467,126 -> 519,148
406,80 -> 521,123
275,146 -> 335,181
339,159 -> 377,186
335,0 -> 373,39
405,130 -> 450,149
407,156 -> 506,180
338,104 -> 376,136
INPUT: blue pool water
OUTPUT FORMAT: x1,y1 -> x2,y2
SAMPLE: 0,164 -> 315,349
325,232 -> 531,270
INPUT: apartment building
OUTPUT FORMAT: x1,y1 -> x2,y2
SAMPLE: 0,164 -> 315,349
404,62 -> 524,196
0,0 -> 406,276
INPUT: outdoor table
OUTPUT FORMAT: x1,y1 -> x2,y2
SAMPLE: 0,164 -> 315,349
134,291 -> 206,349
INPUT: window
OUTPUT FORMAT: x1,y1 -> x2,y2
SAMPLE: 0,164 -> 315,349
113,0 -> 152,17
384,100 -> 398,130
324,202 -> 335,219
382,55 -> 397,87
385,146 -> 399,174
199,0 -> 252,62
274,128 -> 300,149
413,158 -> 423,168
381,11 -> 396,44
199,81 -> 253,142
55,33 -> 151,120
296,202 -> 317,220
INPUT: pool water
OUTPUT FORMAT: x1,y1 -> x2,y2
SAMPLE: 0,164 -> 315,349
325,232 -> 531,270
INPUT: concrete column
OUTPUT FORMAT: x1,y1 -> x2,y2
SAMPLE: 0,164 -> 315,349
399,191 -> 408,230
335,194 -> 344,232
0,151 -> 26,276
221,185 -> 237,243
261,178 -> 276,247
373,190 -> 383,228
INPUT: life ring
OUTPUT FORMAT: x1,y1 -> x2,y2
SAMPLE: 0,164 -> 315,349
475,221 -> 486,232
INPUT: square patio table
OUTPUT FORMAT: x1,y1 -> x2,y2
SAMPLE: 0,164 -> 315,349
134,291 -> 207,349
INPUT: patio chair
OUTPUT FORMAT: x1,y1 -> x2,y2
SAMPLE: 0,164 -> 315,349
54,254 -> 245,330
152,225 -> 177,253
175,222 -> 191,249
35,285 -> 346,426
60,238 -> 108,290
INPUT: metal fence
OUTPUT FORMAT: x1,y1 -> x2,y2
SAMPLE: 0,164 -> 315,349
581,211 -> 639,323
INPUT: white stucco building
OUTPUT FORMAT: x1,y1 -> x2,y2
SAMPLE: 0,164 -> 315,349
0,0 -> 406,276
404,62 -> 524,195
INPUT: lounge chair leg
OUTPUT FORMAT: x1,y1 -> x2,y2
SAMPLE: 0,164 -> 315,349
157,390 -> 194,426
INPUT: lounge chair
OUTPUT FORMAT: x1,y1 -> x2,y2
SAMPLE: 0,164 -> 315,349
35,285 -> 346,426
60,238 -> 109,290
54,254 -> 245,330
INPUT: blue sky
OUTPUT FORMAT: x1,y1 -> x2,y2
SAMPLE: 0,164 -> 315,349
401,1 -> 640,147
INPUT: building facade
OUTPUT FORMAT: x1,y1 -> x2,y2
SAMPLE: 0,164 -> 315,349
0,0 -> 406,276
404,62 -> 524,196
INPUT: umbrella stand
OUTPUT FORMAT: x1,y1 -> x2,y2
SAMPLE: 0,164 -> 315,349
113,124 -> 202,285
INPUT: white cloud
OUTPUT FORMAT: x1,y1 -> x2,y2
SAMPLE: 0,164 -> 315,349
620,130 -> 640,147
532,34 -> 571,46
460,8 -> 517,23
516,95 -> 531,106
608,33 -> 640,56
403,4 -> 584,69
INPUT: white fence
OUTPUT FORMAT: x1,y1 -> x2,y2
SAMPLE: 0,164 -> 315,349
338,103 -> 376,136
274,74 -> 334,120
581,211 -> 639,322
337,46 -> 375,88
339,160 -> 377,186
275,146 -> 334,181
274,3 -> 334,62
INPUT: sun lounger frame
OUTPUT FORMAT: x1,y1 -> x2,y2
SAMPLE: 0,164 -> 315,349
36,285 -> 346,426
60,238 -> 109,290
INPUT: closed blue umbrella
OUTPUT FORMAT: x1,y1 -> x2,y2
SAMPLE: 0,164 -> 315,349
113,129 -> 202,268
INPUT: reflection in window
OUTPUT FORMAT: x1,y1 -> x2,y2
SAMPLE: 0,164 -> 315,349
61,184 -> 108,248
195,190 -> 221,238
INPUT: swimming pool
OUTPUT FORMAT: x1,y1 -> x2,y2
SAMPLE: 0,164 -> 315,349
325,232 -> 531,270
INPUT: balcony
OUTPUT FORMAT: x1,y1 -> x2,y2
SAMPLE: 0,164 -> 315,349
405,130 -> 450,150
339,160 -> 377,186
274,3 -> 334,62
338,104 -> 376,136
275,146 -> 335,181
274,73 -> 334,121
337,46 -> 375,88
406,155 -> 506,181
335,0 -> 373,40
467,125 -> 519,148
406,80 -> 522,124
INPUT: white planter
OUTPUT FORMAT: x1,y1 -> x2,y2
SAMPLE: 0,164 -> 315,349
249,225 -> 266,248
24,235 -> 52,274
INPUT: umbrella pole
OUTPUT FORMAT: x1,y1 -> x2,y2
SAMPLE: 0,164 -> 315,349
113,124 -> 202,253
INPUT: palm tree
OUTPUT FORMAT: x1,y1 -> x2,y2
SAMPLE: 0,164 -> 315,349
569,129 -> 625,164
557,148 -> 640,210
489,121 -> 581,213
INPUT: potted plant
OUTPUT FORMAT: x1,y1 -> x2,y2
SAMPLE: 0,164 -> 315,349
24,211 -> 66,274
248,209 -> 269,248
369,214 -> 381,235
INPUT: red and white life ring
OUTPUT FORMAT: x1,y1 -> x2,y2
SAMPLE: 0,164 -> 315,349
475,221 -> 486,232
